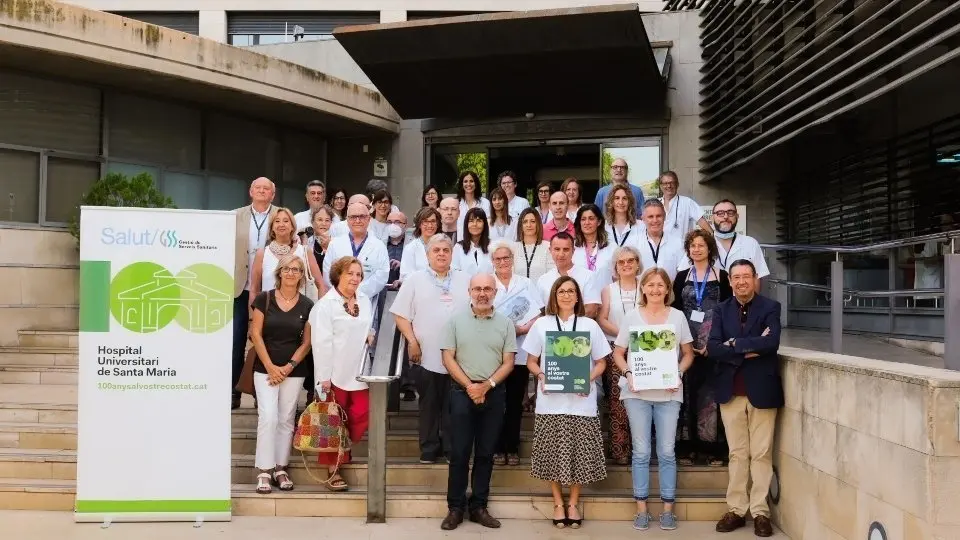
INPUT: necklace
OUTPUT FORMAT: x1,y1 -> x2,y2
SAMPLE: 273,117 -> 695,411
269,241 -> 292,257
276,289 -> 298,305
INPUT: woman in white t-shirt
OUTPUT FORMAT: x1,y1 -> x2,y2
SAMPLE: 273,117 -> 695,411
524,275 -> 610,530
511,207 -> 555,284
455,171 -> 491,238
596,245 -> 644,466
488,187 -> 518,243
612,267 -> 694,532
453,207 -> 493,275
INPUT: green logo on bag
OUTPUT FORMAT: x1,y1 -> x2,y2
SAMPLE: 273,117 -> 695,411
109,261 -> 233,333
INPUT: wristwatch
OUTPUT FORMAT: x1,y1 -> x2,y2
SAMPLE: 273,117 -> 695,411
287,359 -> 297,367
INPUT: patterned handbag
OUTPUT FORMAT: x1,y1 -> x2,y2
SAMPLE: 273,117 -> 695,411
293,391 -> 350,485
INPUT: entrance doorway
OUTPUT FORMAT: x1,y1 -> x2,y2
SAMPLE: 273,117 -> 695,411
429,137 -> 663,206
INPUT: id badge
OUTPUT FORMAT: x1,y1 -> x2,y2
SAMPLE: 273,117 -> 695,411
439,293 -> 453,303
690,310 -> 705,323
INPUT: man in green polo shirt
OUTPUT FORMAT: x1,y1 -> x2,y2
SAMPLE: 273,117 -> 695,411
439,273 -> 517,531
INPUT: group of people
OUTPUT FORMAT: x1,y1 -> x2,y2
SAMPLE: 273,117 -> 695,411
228,163 -> 783,537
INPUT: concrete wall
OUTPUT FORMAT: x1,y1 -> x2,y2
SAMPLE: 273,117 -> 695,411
250,41 -> 375,90
773,348 -> 960,540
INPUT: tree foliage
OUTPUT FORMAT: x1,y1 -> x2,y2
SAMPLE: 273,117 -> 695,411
456,153 -> 489,194
69,172 -> 177,243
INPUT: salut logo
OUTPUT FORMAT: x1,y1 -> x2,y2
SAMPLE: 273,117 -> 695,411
100,227 -> 180,248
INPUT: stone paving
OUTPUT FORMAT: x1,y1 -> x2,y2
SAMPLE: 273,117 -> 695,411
3,511 -> 787,539
781,328 -> 944,368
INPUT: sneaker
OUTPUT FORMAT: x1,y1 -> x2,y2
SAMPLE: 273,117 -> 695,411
659,511 -> 678,530
633,512 -> 652,531
419,454 -> 437,464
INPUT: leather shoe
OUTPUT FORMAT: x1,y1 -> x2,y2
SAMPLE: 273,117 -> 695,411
754,515 -> 774,537
440,509 -> 464,530
715,511 -> 746,532
469,508 -> 501,529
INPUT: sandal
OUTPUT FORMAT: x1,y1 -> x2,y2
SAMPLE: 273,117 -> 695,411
273,469 -> 294,491
325,473 -> 348,492
678,452 -> 696,467
506,453 -> 520,466
708,456 -> 726,467
493,453 -> 506,466
552,504 -> 567,529
255,472 -> 272,494
566,504 -> 583,529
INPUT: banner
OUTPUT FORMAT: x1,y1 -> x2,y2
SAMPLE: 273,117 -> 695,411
627,324 -> 680,392
76,207 -> 235,523
543,331 -> 591,393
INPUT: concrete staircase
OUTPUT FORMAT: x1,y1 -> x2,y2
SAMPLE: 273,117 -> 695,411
0,330 -> 731,520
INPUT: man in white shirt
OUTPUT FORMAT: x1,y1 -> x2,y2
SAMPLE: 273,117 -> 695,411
231,177 -> 277,409
323,202 -> 390,307
330,194 -> 371,238
658,171 -> 711,240
294,180 -> 326,234
391,235 -> 472,463
710,199 -> 770,279
498,170 -> 530,218
536,232 -> 601,318
638,199 -> 685,281
439,196 -> 461,244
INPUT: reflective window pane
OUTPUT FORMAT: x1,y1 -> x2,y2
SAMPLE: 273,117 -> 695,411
163,172 -> 205,209
281,187 -> 302,210
106,162 -> 160,185
46,157 -> 99,223
208,176 -> 247,210
0,148 -> 40,223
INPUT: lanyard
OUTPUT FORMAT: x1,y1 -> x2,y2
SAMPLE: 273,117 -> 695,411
540,209 -> 550,224
719,234 -> 738,270
430,271 -> 452,295
251,206 -> 271,243
617,281 -> 637,314
522,243 -> 538,278
612,224 -> 632,247
647,236 -> 662,264
554,314 -> 578,332
690,266 -> 710,309
349,233 -> 367,258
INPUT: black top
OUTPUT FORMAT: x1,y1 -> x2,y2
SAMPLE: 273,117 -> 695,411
251,291 -> 314,378
671,267 -> 733,310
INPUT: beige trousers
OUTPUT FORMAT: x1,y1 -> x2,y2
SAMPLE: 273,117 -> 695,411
719,395 -> 778,518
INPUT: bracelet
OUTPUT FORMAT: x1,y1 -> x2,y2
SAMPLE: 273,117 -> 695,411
624,370 -> 632,375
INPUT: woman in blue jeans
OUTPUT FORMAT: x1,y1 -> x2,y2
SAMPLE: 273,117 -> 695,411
612,267 -> 694,531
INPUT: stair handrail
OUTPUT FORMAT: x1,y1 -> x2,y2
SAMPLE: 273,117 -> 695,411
759,230 -> 959,254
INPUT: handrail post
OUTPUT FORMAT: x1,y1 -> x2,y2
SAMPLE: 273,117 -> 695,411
831,256 -> 843,354
366,381 -> 388,523
945,253 -> 959,371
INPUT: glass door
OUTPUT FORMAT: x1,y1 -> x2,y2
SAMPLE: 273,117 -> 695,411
600,138 -> 663,201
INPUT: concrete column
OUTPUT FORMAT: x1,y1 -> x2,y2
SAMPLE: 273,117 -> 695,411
380,10 -> 407,24
199,10 -> 227,43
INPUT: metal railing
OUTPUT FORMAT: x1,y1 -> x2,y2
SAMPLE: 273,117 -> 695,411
354,290 -> 404,523
760,231 -> 960,370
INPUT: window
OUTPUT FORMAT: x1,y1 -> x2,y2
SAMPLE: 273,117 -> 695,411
208,176 -> 247,211
226,12 -> 379,46
163,172 -> 206,209
0,148 -> 40,223
45,156 -> 100,223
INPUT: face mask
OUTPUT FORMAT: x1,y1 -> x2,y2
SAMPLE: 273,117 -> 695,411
386,224 -> 404,239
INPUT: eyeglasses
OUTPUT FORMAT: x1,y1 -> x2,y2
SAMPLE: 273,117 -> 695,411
375,199 -> 391,205
714,210 -> 737,217
500,179 -> 515,185
333,195 -> 346,201
470,287 -> 496,294
492,256 -> 513,263
611,165 -> 627,171
387,220 -> 406,225
421,218 -> 438,224
538,189 -> 551,194
660,181 -> 678,188
347,215 -> 369,221
280,267 -> 302,274
556,289 -> 578,297
616,258 -> 639,265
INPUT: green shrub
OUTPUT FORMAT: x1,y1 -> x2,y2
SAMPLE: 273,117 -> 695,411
68,172 -> 176,243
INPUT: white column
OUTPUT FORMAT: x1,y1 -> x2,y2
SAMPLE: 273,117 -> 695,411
199,10 -> 227,43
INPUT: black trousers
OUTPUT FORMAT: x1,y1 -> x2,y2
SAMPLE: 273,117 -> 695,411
447,383 -> 506,511
496,365 -> 528,454
414,365 -> 451,460
230,291 -> 249,398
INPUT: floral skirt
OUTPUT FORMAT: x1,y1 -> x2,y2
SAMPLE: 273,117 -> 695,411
530,414 -> 607,485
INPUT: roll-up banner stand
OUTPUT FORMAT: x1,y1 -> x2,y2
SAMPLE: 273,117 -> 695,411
76,207 -> 234,523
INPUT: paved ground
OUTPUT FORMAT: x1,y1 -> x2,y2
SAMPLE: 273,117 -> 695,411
781,328 -> 944,368
5,511 -> 786,539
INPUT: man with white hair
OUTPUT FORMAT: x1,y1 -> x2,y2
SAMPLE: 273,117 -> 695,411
323,201 -> 389,307
294,180 -> 326,234
231,177 -> 277,409
391,234 -> 472,463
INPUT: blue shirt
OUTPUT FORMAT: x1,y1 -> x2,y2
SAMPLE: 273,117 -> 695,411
594,183 -> 646,216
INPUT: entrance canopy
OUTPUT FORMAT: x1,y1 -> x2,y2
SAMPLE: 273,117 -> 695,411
334,4 -> 666,119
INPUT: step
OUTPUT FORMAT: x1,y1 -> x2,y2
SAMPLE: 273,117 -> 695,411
0,348 -> 78,367
0,449 -> 729,491
17,330 -> 78,349
0,366 -> 77,385
0,478 -> 729,521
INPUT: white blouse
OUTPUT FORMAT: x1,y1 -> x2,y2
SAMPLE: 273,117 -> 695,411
453,243 -> 494,276
261,244 -> 307,292
488,218 -> 519,244
511,241 -> 555,283
310,289 -> 374,392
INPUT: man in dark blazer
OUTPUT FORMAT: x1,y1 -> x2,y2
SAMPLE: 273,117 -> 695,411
707,259 -> 783,538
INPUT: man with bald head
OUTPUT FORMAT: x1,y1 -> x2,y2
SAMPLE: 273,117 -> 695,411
232,177 -> 278,409
330,194 -> 372,238
323,201 -> 389,309
438,196 -> 461,243
439,273 -> 516,530
594,157 -> 645,215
